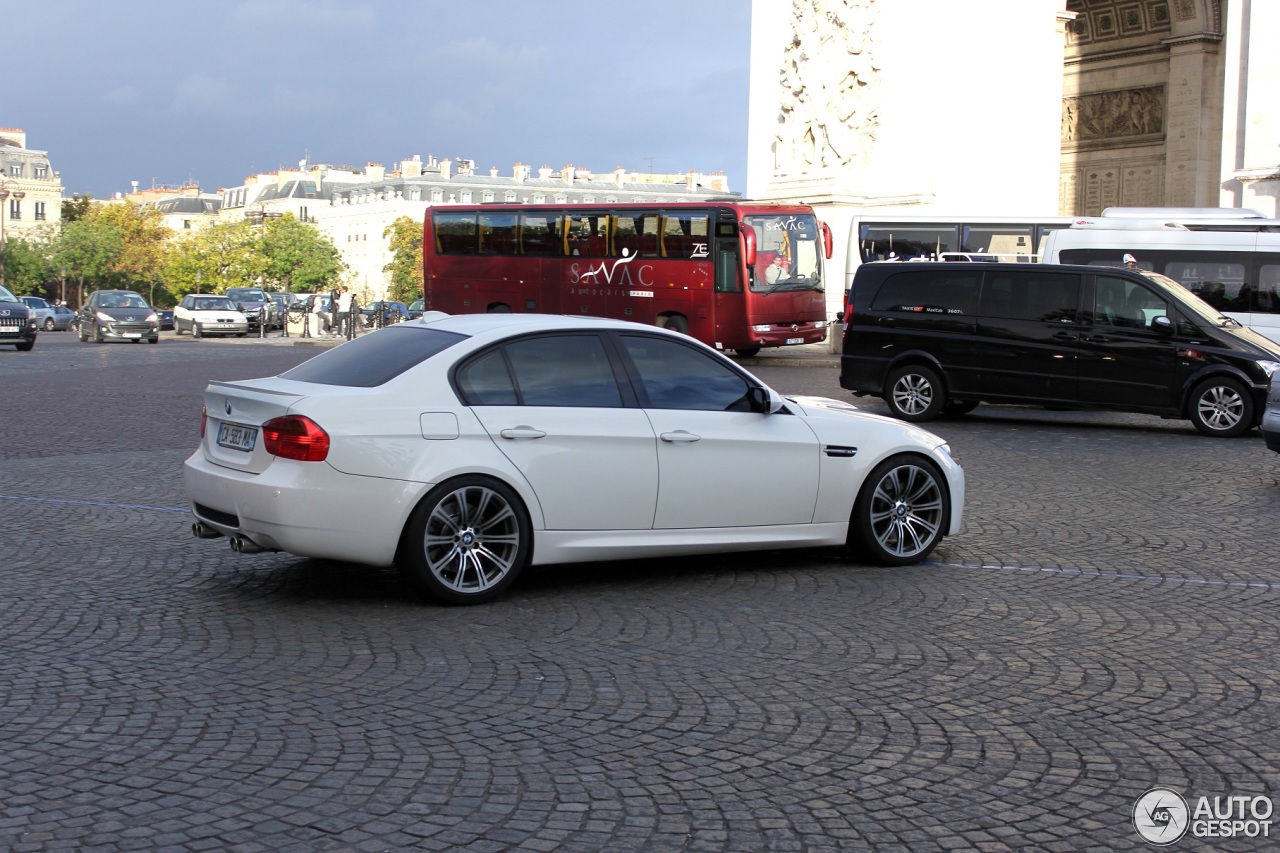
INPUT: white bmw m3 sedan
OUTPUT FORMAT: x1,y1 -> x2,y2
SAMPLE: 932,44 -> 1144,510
184,313 -> 965,604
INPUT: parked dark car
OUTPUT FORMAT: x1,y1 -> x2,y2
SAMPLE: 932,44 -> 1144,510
840,261 -> 1280,437
0,284 -> 38,350
224,287 -> 280,331
407,298 -> 425,320
155,308 -> 175,331
77,289 -> 160,344
361,300 -> 412,328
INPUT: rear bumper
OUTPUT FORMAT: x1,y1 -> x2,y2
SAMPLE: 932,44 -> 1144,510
183,450 -> 427,565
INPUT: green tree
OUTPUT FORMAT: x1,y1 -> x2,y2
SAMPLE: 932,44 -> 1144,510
61,194 -> 93,223
51,217 -> 123,304
260,214 -> 343,293
162,218 -> 259,297
0,237 -> 52,296
383,216 -> 424,304
88,203 -> 168,291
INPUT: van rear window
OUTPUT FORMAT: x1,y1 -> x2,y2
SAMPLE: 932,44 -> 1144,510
870,270 -> 980,315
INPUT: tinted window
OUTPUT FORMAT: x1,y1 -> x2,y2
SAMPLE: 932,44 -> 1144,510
660,211 -> 710,259
282,326 -> 465,387
980,272 -> 1080,322
434,213 -> 478,255
619,335 -> 752,411
520,213 -> 562,256
456,350 -> 518,405
1095,276 -> 1167,329
870,270 -> 980,315
1257,264 -> 1280,314
504,335 -> 622,407
479,212 -> 518,255
1165,261 -> 1246,311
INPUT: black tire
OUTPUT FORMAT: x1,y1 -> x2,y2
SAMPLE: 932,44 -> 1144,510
15,340 -> 34,352
487,304 -> 512,313
884,364 -> 945,422
850,454 -> 949,566
734,346 -> 762,358
43,318 -> 55,331
193,322 -> 202,339
174,320 -> 184,335
662,315 -> 690,335
399,476 -> 532,605
93,323 -> 104,343
78,325 -> 88,343
942,401 -> 978,418
1189,376 -> 1254,437
148,337 -> 158,344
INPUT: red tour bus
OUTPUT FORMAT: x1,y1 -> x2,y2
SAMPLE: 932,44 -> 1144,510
422,201 -> 833,355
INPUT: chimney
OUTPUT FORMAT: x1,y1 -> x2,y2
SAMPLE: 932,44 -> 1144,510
401,155 -> 423,179
514,162 -> 528,183
538,165 -> 553,180
440,158 -> 452,179
366,162 -> 386,182
614,167 -> 626,188
489,166 -> 498,178
686,170 -> 698,190
562,164 -> 575,183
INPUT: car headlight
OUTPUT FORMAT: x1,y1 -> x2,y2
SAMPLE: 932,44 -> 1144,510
96,312 -> 113,323
146,312 -> 158,323
1257,360 -> 1280,378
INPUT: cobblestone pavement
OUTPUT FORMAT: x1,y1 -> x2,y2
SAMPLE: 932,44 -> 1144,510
1,333 -> 1277,851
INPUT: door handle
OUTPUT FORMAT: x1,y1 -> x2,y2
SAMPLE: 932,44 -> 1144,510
1051,331 -> 1078,342
660,430 -> 701,443
499,426 -> 546,440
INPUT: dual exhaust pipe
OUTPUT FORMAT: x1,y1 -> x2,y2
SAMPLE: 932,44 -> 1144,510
191,521 -> 267,554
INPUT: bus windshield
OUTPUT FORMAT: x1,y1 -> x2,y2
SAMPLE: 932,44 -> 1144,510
745,214 -> 823,293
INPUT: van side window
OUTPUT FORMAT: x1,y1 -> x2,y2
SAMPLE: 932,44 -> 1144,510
980,272 -> 1080,322
1257,265 -> 1280,315
1164,261 -> 1245,311
1095,277 -> 1167,329
869,270 -> 979,315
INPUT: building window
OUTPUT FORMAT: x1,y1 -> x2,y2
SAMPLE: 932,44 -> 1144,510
299,205 -> 308,222
482,191 -> 494,202
461,191 -> 473,203
7,163 -> 20,178
431,189 -> 443,202
504,191 -> 517,202
554,194 -> 568,203
533,194 -> 545,203
35,164 -> 48,180
183,219 -> 192,230
9,198 -> 21,219
35,201 -> 46,221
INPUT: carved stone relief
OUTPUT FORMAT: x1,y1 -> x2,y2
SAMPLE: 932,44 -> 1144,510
774,0 -> 881,176
1062,86 -> 1164,142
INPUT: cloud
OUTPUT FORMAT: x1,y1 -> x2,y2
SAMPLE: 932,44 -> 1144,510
104,87 -> 143,106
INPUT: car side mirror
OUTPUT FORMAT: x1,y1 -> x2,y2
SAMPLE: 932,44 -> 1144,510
747,386 -> 785,414
1152,315 -> 1174,334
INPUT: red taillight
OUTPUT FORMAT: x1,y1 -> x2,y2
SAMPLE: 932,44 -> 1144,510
262,415 -> 330,462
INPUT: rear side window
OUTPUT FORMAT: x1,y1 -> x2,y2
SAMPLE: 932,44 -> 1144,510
869,270 -> 980,316
457,334 -> 623,408
980,272 -> 1081,322
282,326 -> 465,387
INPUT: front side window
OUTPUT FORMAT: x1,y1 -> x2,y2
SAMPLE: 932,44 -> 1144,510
619,334 -> 752,411
1094,276 -> 1167,329
745,213 -> 823,293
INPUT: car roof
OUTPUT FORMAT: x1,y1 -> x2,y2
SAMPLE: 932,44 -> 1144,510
412,311 -> 685,339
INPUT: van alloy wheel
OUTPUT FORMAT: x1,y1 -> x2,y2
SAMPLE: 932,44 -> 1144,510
885,364 -> 945,422
1190,377 -> 1253,437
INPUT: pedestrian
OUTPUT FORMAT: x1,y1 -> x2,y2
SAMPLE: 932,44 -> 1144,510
329,285 -> 340,334
337,287 -> 353,338
311,292 -> 328,336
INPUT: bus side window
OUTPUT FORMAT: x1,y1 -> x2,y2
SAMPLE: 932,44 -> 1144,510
435,213 -> 479,255
519,214 -> 562,256
1257,265 -> 1280,313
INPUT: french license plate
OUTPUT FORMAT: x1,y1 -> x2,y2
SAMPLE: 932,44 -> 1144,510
786,337 -> 805,345
125,332 -> 142,338
217,422 -> 258,452
0,327 -> 18,334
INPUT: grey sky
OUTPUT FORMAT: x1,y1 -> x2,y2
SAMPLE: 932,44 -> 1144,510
5,1 -> 751,199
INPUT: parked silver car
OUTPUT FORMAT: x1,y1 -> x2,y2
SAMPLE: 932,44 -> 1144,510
20,296 -> 56,331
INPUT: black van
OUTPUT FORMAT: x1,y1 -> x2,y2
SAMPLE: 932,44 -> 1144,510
839,262 -> 1280,437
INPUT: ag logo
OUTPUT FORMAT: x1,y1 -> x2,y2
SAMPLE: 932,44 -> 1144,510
1134,787 -> 1189,845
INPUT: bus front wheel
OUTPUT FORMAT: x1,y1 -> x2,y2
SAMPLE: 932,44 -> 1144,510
487,304 -> 512,314
660,315 -> 689,335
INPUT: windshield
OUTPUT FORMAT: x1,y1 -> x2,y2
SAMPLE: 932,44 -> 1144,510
744,214 -> 824,294
195,297 -> 237,311
100,292 -> 150,309
227,289 -> 268,301
0,284 -> 19,302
